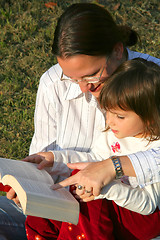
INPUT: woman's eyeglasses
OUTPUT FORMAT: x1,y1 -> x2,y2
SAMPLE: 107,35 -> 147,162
60,66 -> 105,84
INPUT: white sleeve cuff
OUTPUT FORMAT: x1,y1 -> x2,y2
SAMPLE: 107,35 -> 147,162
49,149 -> 95,177
128,150 -> 160,187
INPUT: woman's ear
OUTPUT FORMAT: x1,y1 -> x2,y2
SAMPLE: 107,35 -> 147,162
112,42 -> 124,60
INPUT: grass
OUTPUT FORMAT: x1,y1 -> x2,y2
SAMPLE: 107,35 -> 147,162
0,0 -> 160,160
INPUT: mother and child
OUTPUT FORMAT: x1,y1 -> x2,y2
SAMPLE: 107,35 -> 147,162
25,58 -> 160,240
6,2 -> 160,240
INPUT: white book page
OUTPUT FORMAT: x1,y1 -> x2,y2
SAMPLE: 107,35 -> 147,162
0,158 -> 53,185
3,175 -> 73,201
0,159 -> 79,224
15,177 -> 63,198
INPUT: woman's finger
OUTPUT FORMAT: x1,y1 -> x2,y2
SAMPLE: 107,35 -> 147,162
51,174 -> 79,190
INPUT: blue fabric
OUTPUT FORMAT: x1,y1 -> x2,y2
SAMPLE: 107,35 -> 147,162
0,196 -> 27,240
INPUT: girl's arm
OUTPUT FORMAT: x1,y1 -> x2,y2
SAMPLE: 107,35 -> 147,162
25,148 -> 160,188
95,180 -> 160,215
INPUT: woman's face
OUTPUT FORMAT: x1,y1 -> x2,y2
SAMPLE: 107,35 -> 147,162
57,49 -> 124,98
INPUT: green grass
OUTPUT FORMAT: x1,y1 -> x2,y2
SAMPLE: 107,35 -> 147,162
0,0 -> 160,160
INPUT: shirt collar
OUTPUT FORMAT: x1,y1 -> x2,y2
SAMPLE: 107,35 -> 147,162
64,82 -> 83,100
64,82 -> 99,107
126,48 -> 133,60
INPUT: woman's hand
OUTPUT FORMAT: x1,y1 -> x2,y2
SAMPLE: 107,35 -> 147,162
52,159 -> 116,200
23,152 -> 54,169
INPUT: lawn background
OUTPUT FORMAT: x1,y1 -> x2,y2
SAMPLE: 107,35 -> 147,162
0,0 -> 160,160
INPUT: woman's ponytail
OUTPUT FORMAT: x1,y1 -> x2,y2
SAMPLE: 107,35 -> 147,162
118,25 -> 140,47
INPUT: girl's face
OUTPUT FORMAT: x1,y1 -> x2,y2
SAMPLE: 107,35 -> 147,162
106,108 -> 145,139
57,47 -> 123,98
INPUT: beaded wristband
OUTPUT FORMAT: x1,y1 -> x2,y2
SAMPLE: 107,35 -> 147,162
111,156 -> 124,179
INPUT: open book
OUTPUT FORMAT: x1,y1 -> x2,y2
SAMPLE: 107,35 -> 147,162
0,157 -> 79,224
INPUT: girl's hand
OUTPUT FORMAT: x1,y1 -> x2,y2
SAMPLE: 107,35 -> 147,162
23,152 -> 54,169
51,159 -> 116,199
7,188 -> 20,205
73,187 -> 95,202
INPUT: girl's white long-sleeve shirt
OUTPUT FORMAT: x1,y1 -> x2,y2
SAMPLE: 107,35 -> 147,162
52,129 -> 160,215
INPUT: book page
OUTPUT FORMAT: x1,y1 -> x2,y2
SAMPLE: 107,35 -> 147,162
0,158 -> 53,185
26,188 -> 79,224
2,174 -> 79,224
0,158 -> 79,224
7,176 -> 75,200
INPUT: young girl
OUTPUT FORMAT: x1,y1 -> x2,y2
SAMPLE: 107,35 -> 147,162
25,58 -> 160,239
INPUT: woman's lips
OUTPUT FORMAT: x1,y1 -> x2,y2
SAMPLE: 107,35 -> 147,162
89,83 -> 102,92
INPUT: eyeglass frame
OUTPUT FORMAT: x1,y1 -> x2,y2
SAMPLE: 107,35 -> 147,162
60,57 -> 109,84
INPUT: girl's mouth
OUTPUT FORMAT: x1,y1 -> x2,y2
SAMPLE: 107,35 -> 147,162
111,129 -> 118,134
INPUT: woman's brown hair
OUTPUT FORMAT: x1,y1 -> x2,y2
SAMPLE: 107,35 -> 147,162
52,3 -> 139,58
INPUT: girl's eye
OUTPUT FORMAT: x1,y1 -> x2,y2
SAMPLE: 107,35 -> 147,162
117,115 -> 125,119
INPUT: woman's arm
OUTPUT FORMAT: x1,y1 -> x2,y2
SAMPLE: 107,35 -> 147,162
118,156 -> 136,176
52,150 -> 160,197
29,74 -> 57,155
128,148 -> 160,187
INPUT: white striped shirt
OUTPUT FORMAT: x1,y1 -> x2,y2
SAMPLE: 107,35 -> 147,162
30,49 -> 160,186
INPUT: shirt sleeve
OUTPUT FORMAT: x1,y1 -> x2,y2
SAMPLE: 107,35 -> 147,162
95,180 -> 160,215
50,132 -> 111,176
29,78 -> 57,155
128,148 -> 160,188
50,149 -> 103,177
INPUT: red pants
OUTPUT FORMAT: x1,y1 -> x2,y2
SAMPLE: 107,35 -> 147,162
25,171 -> 160,240
25,201 -> 160,240
26,198 -> 114,240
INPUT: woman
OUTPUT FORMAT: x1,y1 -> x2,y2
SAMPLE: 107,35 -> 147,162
8,3 -> 160,239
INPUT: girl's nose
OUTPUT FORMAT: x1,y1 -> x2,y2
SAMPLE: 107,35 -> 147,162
106,111 -> 114,126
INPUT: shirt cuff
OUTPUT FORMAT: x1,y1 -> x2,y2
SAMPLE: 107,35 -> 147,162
49,150 -> 71,177
128,150 -> 159,188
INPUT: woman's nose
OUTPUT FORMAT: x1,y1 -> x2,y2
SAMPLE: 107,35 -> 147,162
78,82 -> 92,93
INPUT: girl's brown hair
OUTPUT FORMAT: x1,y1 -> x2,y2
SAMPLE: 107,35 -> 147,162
99,58 -> 160,141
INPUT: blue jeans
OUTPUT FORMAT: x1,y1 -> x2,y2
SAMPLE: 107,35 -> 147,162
0,196 -> 27,240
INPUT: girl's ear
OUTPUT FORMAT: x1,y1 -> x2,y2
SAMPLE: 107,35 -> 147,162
112,42 -> 124,60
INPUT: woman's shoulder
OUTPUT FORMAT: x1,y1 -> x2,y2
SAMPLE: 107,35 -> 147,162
37,63 -> 82,102
127,49 -> 160,66
40,63 -> 62,86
